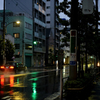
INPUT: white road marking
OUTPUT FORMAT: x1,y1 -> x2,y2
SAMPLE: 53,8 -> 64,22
2,96 -> 10,99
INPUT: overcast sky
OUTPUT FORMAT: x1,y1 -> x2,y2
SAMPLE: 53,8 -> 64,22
0,0 -> 99,19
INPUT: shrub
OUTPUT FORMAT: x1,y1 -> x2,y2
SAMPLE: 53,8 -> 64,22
64,73 -> 93,89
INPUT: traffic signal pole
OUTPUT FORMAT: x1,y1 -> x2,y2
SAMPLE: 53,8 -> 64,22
69,0 -> 78,80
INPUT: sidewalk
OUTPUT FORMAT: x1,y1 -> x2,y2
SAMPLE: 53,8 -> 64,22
63,73 -> 100,100
44,71 -> 100,100
88,75 -> 100,100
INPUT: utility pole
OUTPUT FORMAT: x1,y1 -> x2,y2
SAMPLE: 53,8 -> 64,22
3,0 -> 6,65
69,0 -> 78,80
96,0 -> 98,67
59,50 -> 63,100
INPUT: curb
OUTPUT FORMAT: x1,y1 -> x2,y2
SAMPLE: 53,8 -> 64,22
44,92 -> 60,100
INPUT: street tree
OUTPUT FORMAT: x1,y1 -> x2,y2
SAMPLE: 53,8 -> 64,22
0,37 -> 15,64
5,39 -> 15,61
57,0 -> 100,73
57,0 -> 71,47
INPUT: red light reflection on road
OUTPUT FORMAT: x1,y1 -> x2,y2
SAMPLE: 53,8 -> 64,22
0,75 -> 4,88
10,75 -> 14,87
0,91 -> 4,95
9,90 -> 13,95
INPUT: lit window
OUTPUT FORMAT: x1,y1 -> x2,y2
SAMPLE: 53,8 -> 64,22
13,33 -> 20,38
25,44 -> 32,50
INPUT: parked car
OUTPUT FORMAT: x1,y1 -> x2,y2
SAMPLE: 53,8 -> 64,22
0,61 -> 27,73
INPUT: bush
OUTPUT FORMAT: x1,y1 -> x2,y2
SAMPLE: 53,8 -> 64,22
64,73 -> 92,89
63,73 -> 93,99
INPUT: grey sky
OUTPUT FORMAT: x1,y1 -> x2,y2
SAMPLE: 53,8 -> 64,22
0,0 -> 3,10
0,0 -> 100,19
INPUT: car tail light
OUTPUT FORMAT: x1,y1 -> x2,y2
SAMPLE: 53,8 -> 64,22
1,75 -> 4,88
0,66 -> 5,69
9,66 -> 14,69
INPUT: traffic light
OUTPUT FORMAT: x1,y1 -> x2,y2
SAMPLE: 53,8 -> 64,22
33,41 -> 37,45
56,55 -> 58,60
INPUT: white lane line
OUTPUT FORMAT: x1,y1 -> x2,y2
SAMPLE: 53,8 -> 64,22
29,75 -> 49,81
2,96 -> 10,99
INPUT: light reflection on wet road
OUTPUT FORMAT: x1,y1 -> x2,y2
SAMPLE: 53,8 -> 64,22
0,65 -> 69,100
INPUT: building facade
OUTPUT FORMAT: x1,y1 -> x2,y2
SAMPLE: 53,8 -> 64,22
45,0 -> 60,65
5,0 -> 46,67
0,10 -> 33,67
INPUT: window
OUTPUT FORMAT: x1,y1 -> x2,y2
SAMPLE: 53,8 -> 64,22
13,33 -> 20,38
25,33 -> 32,40
43,15 -> 45,23
15,44 -> 20,49
25,22 -> 32,30
1,22 -> 3,27
13,22 -> 20,27
47,21 -> 50,23
43,2 -> 45,11
1,22 -> 7,27
25,44 -> 32,50
47,14 -> 50,16
43,40 -> 45,46
43,27 -> 45,35
47,0 -> 50,1
47,6 -> 50,9
35,24 -> 38,32
39,12 -> 42,21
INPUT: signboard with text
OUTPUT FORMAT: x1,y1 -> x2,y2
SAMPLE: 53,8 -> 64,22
82,0 -> 93,14
70,30 -> 77,66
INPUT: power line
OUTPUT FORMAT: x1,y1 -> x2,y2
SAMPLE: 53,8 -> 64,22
11,0 -> 32,16
13,0 -> 32,13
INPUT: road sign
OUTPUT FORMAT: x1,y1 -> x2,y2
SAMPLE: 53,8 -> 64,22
70,30 -> 77,66
82,0 -> 93,14
70,53 -> 76,61
70,30 -> 77,53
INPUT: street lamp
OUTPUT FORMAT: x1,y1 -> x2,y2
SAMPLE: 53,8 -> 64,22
16,21 -> 20,24
3,21 -> 20,65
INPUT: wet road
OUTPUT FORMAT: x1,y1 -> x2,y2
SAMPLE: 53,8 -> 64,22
0,65 -> 69,100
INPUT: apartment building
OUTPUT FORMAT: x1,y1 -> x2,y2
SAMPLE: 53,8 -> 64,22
5,0 -> 46,67
0,10 -> 33,67
45,0 -> 60,65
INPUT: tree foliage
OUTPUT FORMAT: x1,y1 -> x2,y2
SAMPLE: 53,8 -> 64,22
57,0 -> 100,58
5,39 -> 15,61
57,0 -> 71,48
0,37 -> 15,64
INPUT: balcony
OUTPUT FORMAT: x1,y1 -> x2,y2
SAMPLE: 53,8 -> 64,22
34,18 -> 46,27
34,32 -> 39,37
34,47 -> 46,53
34,4 -> 46,15
42,35 -> 46,40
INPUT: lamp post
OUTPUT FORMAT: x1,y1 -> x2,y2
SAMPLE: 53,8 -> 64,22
2,21 -> 20,65
3,0 -> 5,65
